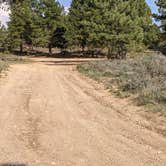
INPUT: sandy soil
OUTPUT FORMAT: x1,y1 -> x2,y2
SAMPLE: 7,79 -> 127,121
0,57 -> 165,166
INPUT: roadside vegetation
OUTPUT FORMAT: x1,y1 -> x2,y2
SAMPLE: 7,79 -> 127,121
0,54 -> 30,63
0,53 -> 30,75
0,59 -> 8,74
78,54 -> 166,113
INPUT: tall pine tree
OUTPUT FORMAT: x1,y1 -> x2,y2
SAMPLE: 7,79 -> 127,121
0,22 -> 4,48
0,23 -> 8,51
128,0 -> 158,49
68,0 -> 89,51
69,0 -> 157,58
155,0 -> 166,51
38,0 -> 64,55
69,0 -> 145,58
8,0 -> 34,53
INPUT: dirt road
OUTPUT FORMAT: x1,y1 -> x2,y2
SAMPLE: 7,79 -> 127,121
0,57 -> 166,166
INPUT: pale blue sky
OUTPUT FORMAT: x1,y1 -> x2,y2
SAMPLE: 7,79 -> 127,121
146,0 -> 158,13
59,0 -> 71,8
59,0 -> 158,13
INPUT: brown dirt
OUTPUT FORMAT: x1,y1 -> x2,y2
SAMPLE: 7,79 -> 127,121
0,57 -> 165,166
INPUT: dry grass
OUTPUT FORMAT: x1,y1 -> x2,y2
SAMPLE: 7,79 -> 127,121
0,53 -> 31,75
0,60 -> 8,74
77,54 -> 166,113
0,54 -> 30,63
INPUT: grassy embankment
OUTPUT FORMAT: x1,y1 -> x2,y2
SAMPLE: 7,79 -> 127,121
77,54 -> 166,113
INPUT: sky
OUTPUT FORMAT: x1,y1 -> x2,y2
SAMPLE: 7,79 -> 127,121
59,0 -> 72,8
146,0 -> 158,13
0,0 -> 158,26
0,3 -> 9,25
59,0 -> 158,12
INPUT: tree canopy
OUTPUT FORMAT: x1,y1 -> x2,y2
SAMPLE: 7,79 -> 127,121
68,0 -> 156,58
0,0 -> 164,57
155,0 -> 166,45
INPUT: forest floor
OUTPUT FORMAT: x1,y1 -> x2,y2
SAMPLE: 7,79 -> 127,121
0,57 -> 166,166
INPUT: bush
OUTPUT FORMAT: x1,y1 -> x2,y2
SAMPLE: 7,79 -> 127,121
77,54 -> 166,113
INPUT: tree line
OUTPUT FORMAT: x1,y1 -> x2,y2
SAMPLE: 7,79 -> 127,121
0,0 -> 165,58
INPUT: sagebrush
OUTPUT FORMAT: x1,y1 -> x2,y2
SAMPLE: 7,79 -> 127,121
78,54 -> 166,113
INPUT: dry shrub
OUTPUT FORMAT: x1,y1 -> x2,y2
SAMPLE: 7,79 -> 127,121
78,54 -> 166,112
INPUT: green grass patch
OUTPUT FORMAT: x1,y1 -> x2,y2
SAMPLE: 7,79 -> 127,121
77,54 -> 166,113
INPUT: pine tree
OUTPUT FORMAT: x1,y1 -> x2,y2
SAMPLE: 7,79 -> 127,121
69,0 -> 157,58
39,0 -> 64,55
8,0 -> 33,53
0,22 -> 4,47
154,0 -> 166,49
52,26 -> 68,53
71,0 -> 144,58
68,0 -> 89,51
8,0 -> 47,53
0,23 -> 8,51
104,0 -> 143,58
26,0 -> 47,49
128,0 -> 158,49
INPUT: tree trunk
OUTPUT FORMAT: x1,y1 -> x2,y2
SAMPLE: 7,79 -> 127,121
49,44 -> 52,55
107,47 -> 111,59
81,44 -> 85,52
31,44 -> 34,51
20,43 -> 23,55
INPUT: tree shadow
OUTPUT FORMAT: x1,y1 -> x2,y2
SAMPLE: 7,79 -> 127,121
0,163 -> 27,166
11,49 -> 106,59
40,59 -> 96,66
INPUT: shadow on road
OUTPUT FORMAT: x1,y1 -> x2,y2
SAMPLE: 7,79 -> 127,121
12,50 -> 105,59
38,59 -> 101,66
0,164 -> 27,166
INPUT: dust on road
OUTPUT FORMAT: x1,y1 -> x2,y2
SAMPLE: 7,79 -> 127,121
0,57 -> 166,166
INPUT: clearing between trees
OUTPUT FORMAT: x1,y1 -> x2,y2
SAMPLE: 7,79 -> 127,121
0,57 -> 165,166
